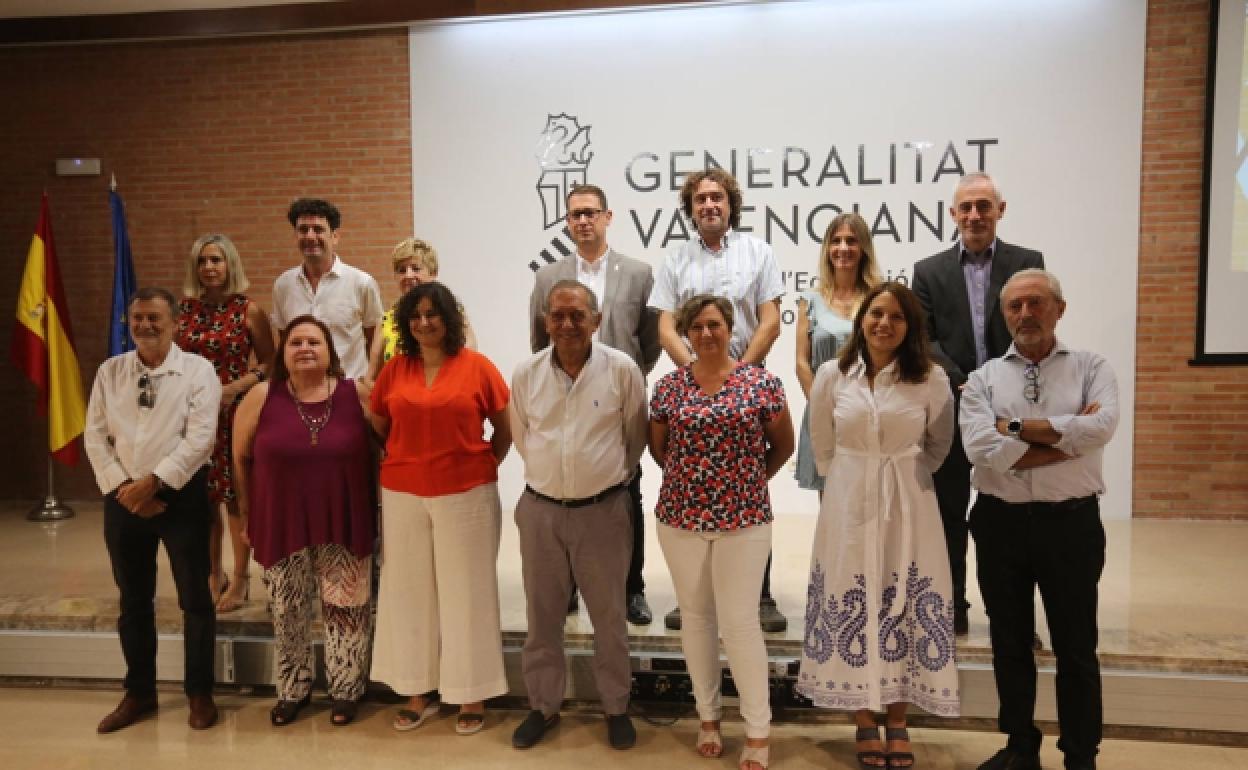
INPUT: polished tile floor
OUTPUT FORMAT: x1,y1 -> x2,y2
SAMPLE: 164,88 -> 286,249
4,502 -> 1247,671
0,686 -> 1244,770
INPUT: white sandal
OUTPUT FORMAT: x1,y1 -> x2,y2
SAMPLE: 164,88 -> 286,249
739,742 -> 770,770
696,724 -> 723,758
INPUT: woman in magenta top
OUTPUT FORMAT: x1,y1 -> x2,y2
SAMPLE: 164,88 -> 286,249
368,281 -> 512,736
233,315 -> 375,728
176,233 -> 274,612
649,295 -> 794,770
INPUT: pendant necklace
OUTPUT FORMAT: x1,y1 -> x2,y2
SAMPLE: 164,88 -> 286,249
291,380 -> 333,446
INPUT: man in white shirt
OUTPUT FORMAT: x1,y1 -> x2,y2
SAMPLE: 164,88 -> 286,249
272,198 -> 383,379
648,168 -> 787,632
84,287 -> 223,733
510,280 -> 647,752
960,269 -> 1119,770
529,183 -> 659,625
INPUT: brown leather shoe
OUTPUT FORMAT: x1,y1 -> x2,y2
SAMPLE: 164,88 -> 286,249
187,694 -> 218,730
97,692 -> 158,733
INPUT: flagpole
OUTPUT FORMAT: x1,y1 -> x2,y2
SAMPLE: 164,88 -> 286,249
27,456 -> 75,521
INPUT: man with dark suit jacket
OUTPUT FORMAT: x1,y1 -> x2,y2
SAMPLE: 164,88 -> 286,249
530,183 -> 660,625
912,172 -> 1044,635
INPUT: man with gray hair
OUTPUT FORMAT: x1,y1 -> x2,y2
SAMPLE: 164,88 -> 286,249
511,280 -> 647,751
912,171 -> 1044,635
530,183 -> 659,625
960,269 -> 1119,770
84,287 -> 222,733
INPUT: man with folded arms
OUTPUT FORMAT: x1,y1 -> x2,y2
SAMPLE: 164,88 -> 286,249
510,280 -> 647,751
84,287 -> 222,732
912,171 -> 1044,636
961,269 -> 1119,770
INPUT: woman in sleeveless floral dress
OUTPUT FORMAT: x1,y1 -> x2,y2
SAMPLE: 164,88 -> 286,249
176,234 -> 275,612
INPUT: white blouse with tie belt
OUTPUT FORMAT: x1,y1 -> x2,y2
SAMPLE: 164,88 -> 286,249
796,356 -> 960,717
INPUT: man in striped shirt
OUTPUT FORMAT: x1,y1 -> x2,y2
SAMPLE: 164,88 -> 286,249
648,168 -> 787,632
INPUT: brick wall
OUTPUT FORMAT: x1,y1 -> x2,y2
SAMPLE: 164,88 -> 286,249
1,3 -> 1244,517
1136,0 -> 1248,518
0,29 -> 412,500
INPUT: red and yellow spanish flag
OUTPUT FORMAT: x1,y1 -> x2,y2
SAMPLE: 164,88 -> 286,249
10,193 -> 86,466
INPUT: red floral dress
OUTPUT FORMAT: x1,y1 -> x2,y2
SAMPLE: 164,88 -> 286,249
650,363 -> 786,532
176,294 -> 253,505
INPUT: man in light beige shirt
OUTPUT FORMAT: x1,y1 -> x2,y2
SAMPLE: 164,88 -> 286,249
509,280 -> 647,752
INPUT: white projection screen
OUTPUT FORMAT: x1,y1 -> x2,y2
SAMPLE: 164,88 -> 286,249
1199,0 -> 1248,363
409,0 -> 1144,519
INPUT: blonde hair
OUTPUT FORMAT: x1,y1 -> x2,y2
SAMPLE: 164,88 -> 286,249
391,237 -> 439,275
817,212 -> 881,311
183,234 -> 249,297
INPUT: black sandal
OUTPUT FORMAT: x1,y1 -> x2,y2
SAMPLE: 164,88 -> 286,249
885,726 -> 915,769
270,694 -> 311,726
855,725 -> 887,769
330,698 -> 358,726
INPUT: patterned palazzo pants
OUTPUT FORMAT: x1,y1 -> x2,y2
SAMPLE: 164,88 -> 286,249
264,544 -> 372,701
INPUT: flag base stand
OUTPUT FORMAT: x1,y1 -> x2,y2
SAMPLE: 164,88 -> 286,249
27,494 -> 75,522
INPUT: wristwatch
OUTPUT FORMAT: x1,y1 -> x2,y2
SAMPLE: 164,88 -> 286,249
1007,417 -> 1024,439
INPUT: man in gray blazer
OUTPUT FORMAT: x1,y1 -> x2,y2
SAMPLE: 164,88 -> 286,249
912,172 -> 1044,635
529,183 -> 660,625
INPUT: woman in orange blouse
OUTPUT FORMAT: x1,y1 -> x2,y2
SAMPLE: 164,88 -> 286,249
368,281 -> 512,736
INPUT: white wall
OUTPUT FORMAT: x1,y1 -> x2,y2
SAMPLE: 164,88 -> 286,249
410,0 -> 1145,519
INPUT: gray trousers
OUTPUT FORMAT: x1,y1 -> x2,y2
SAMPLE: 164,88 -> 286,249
516,486 -> 633,716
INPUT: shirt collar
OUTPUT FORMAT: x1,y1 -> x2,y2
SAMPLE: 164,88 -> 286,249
697,227 -> 737,254
847,353 -> 898,382
959,238 -> 998,266
1004,336 -> 1070,365
548,342 -> 597,376
132,342 -> 187,377
577,247 -> 608,274
301,255 -> 341,285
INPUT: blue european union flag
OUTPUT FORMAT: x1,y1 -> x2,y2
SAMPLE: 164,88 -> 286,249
108,184 -> 137,357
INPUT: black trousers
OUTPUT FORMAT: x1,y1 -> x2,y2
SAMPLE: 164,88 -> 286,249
103,469 -> 216,696
933,417 -> 972,614
970,493 -> 1105,767
626,466 -> 646,595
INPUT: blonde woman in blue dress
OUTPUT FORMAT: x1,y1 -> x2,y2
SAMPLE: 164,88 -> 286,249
798,282 -> 957,770
794,213 -> 881,495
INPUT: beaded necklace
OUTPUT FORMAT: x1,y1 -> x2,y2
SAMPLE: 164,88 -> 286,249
290,380 -> 333,446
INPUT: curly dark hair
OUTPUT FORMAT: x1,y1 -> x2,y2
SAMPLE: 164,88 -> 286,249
395,281 -> 466,358
838,282 -> 932,384
679,168 -> 743,231
286,198 -> 341,230
271,315 -> 345,382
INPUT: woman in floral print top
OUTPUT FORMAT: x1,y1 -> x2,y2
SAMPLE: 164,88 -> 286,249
649,294 -> 794,770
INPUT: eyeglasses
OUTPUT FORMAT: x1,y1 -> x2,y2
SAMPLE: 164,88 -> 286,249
138,373 -> 155,409
1023,364 -> 1040,404
567,208 -> 603,222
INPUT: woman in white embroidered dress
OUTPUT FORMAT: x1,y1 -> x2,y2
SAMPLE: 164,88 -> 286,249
797,282 -> 957,770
